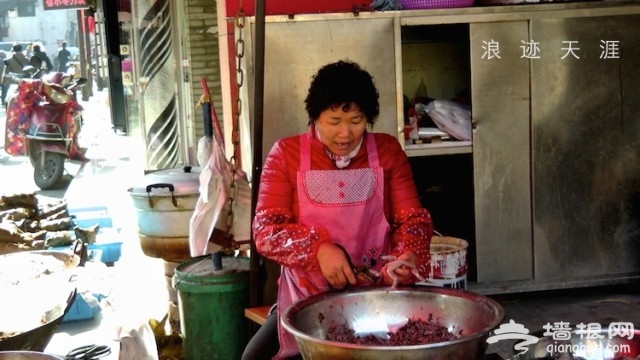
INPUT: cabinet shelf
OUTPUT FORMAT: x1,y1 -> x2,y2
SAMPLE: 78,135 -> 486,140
401,22 -> 471,158
404,141 -> 472,156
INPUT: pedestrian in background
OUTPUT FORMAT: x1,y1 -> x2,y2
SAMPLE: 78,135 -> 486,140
25,43 -> 33,58
4,43 -> 29,74
30,45 -> 53,74
56,41 -> 71,72
2,44 -> 29,105
0,50 -> 7,105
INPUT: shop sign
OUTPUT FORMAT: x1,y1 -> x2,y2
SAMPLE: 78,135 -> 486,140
43,0 -> 92,11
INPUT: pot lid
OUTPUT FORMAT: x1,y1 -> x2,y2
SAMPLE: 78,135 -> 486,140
128,165 -> 201,196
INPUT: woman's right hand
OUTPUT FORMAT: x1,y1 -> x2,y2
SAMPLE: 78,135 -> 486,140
316,242 -> 357,289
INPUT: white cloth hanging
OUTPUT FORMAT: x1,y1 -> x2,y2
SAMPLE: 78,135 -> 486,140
189,135 -> 252,256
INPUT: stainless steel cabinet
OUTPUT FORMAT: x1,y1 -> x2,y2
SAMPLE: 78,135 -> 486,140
469,11 -> 640,293
531,15 -> 640,283
470,21 -> 533,285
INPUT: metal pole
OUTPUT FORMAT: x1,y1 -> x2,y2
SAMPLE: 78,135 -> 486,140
249,0 -> 265,307
76,10 -> 91,101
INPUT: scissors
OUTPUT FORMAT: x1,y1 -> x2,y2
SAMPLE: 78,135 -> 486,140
336,244 -> 381,286
65,344 -> 111,360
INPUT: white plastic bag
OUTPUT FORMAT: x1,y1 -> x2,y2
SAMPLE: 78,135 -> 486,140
422,100 -> 472,141
117,321 -> 159,360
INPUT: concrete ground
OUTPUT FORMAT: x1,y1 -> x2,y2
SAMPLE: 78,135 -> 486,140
42,91 -> 170,359
1,88 -> 169,359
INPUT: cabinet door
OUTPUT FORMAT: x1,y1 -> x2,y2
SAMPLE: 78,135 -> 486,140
251,18 -> 397,163
531,15 -> 640,280
470,21 -> 533,283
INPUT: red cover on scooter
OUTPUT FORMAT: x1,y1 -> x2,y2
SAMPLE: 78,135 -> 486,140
29,103 -> 70,137
3,80 -> 41,156
3,79 -> 81,158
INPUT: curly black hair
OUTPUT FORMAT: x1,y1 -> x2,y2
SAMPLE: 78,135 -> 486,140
304,60 -> 380,126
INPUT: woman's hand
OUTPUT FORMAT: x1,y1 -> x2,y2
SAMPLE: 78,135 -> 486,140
379,251 -> 422,287
316,242 -> 357,289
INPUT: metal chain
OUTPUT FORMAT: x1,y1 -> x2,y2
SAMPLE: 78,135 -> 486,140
221,2 -> 247,251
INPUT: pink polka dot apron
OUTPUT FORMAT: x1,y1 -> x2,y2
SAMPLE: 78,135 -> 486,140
275,132 -> 391,359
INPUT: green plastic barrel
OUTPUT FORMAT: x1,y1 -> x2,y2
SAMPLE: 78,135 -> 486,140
173,255 -> 250,360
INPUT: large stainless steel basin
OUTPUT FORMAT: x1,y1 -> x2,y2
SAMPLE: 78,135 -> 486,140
281,286 -> 504,360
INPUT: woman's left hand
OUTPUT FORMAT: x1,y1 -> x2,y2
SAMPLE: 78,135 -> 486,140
379,251 -> 423,287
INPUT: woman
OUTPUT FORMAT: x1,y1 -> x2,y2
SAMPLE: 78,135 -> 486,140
244,60 -> 433,360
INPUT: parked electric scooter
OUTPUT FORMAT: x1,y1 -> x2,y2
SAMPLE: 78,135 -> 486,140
3,66 -> 87,190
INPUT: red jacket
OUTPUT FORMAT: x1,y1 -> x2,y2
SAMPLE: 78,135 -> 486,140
253,129 -> 433,278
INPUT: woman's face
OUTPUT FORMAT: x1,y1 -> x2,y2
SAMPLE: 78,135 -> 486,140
315,104 -> 367,156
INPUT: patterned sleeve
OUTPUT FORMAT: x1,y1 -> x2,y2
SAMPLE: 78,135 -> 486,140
389,207 -> 433,279
253,207 -> 332,271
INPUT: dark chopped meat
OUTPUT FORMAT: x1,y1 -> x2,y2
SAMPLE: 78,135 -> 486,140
327,324 -> 358,344
326,319 -> 458,346
389,319 -> 457,345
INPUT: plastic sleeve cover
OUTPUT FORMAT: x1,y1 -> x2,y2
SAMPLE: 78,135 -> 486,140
253,207 -> 331,271
390,207 -> 433,279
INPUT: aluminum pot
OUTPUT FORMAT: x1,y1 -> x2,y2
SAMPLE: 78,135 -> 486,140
128,166 -> 200,262
138,233 -> 190,263
128,166 -> 200,238
281,286 -> 504,360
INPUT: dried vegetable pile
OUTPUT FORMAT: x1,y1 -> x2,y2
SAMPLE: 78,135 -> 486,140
327,318 -> 459,346
0,193 -> 99,255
